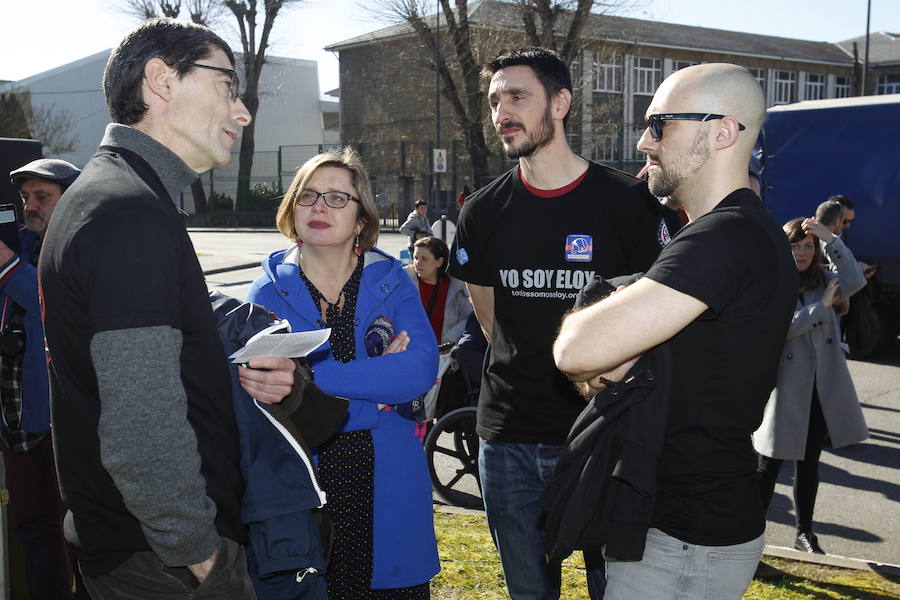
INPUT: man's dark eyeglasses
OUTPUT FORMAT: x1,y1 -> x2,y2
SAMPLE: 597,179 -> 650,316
295,189 -> 359,209
645,113 -> 746,141
184,63 -> 241,103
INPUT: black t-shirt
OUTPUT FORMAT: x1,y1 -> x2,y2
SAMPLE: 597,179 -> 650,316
449,163 -> 665,443
644,188 -> 798,546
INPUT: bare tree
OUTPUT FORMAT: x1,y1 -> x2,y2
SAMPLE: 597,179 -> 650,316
26,103 -> 79,155
0,93 -> 32,139
223,0 -> 299,208
371,0 -> 490,180
0,91 -> 77,155
515,0 -> 596,65
364,0 -> 635,182
114,0 -> 183,20
109,0 -> 300,209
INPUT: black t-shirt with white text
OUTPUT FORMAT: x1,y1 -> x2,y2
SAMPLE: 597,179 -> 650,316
645,188 -> 798,546
449,163 -> 665,443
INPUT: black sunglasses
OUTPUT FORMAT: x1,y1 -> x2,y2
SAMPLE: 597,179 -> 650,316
184,63 -> 241,103
646,113 -> 745,141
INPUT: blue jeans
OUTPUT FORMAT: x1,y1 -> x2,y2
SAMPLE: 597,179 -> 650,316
604,528 -> 763,600
479,440 -> 605,600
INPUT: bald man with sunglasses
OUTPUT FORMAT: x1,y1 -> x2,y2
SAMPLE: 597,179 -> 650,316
554,64 -> 799,599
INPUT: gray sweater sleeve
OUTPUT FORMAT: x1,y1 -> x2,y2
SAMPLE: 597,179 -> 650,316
90,325 -> 219,567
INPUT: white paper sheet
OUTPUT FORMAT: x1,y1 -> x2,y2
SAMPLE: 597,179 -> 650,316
229,327 -> 331,364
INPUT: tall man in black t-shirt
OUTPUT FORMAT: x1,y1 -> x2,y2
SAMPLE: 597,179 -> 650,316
39,19 -> 298,599
555,63 -> 798,600
448,48 -> 665,600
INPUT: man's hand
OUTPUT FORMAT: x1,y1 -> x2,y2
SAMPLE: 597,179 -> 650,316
575,355 -> 641,399
238,356 -> 295,405
187,548 -> 217,583
0,240 -> 14,264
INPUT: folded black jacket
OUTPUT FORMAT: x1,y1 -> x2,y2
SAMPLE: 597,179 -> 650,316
540,344 -> 672,563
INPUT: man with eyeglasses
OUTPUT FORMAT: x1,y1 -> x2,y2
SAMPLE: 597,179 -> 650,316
39,18 -> 297,599
555,63 -> 798,599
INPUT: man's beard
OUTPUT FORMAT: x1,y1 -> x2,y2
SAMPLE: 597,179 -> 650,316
500,106 -> 555,159
24,213 -> 47,236
647,127 -> 710,197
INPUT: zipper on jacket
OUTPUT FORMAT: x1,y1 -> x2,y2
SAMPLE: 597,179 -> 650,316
253,399 -> 328,506
296,567 -> 319,583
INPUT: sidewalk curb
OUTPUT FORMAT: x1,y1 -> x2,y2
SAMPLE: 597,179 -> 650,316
202,262 -> 259,276
432,504 -> 900,575
763,544 -> 900,575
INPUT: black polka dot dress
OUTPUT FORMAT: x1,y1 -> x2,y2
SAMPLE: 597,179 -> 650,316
299,258 -> 429,600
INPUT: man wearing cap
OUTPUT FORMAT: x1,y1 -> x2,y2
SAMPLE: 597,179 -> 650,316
3,158 -> 86,599
38,18 -> 298,599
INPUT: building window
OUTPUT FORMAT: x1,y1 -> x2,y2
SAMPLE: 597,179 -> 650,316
804,73 -> 825,100
834,76 -> 851,98
592,132 -> 620,162
876,73 -> 900,95
773,70 -> 797,104
633,57 -> 661,95
747,67 -> 766,95
673,60 -> 697,71
593,54 -> 623,92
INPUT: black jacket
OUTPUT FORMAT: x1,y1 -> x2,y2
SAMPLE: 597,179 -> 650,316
540,345 -> 672,563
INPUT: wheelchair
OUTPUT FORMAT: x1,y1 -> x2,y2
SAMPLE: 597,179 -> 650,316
423,348 -> 483,510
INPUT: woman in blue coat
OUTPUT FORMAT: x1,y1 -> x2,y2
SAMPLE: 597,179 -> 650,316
247,148 -> 440,599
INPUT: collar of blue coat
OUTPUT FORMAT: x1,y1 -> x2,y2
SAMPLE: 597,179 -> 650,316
276,245 -> 401,299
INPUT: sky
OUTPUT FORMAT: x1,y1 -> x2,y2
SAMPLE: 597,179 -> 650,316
1,0 -> 896,94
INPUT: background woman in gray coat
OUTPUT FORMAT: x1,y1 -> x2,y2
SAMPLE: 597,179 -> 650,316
753,217 -> 868,555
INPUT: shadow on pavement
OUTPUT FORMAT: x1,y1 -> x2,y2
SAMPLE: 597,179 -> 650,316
865,428 -> 900,444
816,460 -> 900,501
853,339 -> 899,367
870,564 -> 900,584
766,491 -> 883,543
814,521 -> 882,543
823,444 -> 900,499
778,577 -> 898,600
859,403 -> 900,415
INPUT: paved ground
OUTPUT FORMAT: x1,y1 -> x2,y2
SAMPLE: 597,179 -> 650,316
192,227 -> 900,567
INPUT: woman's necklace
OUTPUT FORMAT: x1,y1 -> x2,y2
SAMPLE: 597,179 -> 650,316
299,254 -> 359,324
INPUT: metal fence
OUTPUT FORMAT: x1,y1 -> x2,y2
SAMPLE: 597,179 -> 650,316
185,124 -> 648,225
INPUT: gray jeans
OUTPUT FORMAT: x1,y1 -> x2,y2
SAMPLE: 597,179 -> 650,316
604,528 -> 763,600
82,537 -> 256,599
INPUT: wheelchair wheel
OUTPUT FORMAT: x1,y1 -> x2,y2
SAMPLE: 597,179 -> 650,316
425,406 -> 483,509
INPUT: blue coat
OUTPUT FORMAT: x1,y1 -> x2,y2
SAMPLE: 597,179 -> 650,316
0,230 -> 49,434
247,246 -> 441,590
210,292 -> 328,599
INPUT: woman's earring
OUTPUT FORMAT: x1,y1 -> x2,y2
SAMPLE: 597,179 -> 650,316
353,233 -> 362,256
296,239 -> 303,248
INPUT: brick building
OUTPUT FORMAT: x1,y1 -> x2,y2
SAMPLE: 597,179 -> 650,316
325,1 -> 899,218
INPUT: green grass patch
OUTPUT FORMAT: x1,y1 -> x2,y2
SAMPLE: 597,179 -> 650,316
431,512 -> 900,599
